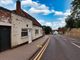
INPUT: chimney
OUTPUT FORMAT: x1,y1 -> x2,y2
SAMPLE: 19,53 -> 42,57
16,0 -> 21,13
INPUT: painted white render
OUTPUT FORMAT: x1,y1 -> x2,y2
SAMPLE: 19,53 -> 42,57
0,21 -> 11,26
32,25 -> 43,40
11,13 -> 33,47
0,0 -> 43,51
0,8 -> 43,48
11,13 -> 43,47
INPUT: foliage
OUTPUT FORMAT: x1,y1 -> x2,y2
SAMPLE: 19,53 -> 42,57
42,26 -> 52,34
65,0 -> 80,29
65,16 -> 75,28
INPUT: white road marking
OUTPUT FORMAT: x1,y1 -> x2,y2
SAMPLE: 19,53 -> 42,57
72,42 -> 80,48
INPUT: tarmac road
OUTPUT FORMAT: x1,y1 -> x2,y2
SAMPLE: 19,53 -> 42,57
41,35 -> 80,60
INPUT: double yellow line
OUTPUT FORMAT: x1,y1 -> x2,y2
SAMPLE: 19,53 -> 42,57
33,37 -> 50,60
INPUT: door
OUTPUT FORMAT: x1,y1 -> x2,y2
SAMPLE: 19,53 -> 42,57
0,26 -> 11,52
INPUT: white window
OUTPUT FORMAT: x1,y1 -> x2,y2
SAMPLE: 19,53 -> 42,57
21,29 -> 28,37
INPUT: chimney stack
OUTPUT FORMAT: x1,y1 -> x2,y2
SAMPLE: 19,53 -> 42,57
16,0 -> 21,13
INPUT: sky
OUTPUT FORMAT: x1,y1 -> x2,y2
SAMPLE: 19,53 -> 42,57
0,0 -> 72,30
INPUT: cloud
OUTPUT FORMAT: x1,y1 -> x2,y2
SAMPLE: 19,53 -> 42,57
0,0 -> 71,16
58,16 -> 67,21
0,0 -> 13,5
28,7 -> 52,15
54,11 -> 63,15
38,19 -> 52,26
21,0 -> 40,7
63,9 -> 71,16
52,18 -> 66,29
22,0 -> 71,16
22,0 -> 70,29
51,9 -> 71,29
53,9 -> 71,16
45,22 -> 53,27
28,7 -> 71,16
38,16 -> 66,30
21,0 -> 53,15
0,0 -> 15,10
52,16 -> 67,29
52,21 -> 66,30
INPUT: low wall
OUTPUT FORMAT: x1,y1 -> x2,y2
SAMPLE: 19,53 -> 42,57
65,28 -> 80,39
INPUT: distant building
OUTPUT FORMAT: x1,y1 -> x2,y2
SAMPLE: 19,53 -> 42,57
53,31 -> 58,35
0,0 -> 43,52
58,28 -> 65,34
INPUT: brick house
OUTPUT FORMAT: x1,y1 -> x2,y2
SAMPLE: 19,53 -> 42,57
0,0 -> 43,52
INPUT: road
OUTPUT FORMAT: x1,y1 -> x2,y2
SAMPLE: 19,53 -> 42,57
41,35 -> 80,60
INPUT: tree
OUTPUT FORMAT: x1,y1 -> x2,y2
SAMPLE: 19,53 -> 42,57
42,26 -> 52,34
76,19 -> 80,28
65,0 -> 80,29
71,0 -> 80,28
65,16 -> 75,29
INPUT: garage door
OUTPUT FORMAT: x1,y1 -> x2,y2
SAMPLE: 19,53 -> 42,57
0,26 -> 11,52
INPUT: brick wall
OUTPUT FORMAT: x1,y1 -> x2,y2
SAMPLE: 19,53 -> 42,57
65,28 -> 80,39
0,10 -> 11,23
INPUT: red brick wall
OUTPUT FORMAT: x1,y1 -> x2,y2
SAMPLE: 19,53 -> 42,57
0,10 -> 11,23
65,28 -> 80,39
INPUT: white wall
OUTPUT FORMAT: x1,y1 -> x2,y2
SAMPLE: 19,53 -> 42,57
11,13 -> 32,47
32,25 -> 43,40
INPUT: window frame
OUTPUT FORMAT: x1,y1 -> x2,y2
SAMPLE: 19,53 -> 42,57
35,29 -> 39,34
21,28 -> 28,37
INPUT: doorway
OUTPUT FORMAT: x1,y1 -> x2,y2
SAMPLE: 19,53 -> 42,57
0,26 -> 11,52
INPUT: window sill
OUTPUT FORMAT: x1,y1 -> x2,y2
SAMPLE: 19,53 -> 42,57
21,36 -> 28,39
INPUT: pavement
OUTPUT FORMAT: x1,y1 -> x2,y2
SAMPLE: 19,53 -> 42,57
0,35 -> 49,60
41,34 -> 80,60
